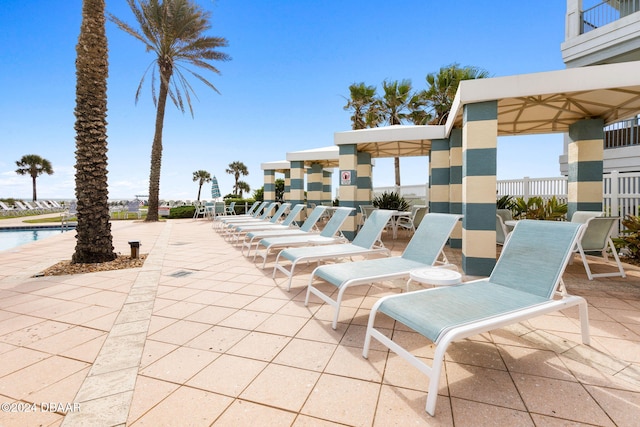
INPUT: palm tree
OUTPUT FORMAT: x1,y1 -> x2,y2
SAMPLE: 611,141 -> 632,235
72,0 -> 116,263
225,161 -> 249,196
379,79 -> 413,187
424,64 -> 490,125
192,169 -> 211,201
15,154 -> 54,202
343,82 -> 379,130
236,181 -> 250,198
109,0 -> 230,221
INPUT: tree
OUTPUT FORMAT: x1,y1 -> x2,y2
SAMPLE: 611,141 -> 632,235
424,63 -> 490,125
225,161 -> 249,196
72,0 -> 116,263
192,169 -> 211,201
236,181 -> 250,198
343,82 -> 379,130
109,0 -> 230,221
379,79 -> 413,187
275,178 -> 285,202
15,154 -> 54,202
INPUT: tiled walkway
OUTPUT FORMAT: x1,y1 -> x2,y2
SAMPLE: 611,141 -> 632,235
0,215 -> 639,426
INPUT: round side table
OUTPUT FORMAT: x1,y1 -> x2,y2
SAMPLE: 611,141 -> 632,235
408,268 -> 462,289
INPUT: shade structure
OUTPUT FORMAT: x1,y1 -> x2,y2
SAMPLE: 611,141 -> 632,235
211,175 -> 221,200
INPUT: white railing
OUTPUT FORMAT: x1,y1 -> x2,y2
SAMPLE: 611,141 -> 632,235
374,171 -> 640,224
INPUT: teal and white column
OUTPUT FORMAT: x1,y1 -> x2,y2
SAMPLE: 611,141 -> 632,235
263,169 -> 276,203
429,138 -> 450,214
567,118 -> 604,219
306,163 -> 323,207
449,128 -> 463,248
323,169 -> 333,205
283,170 -> 291,202
289,161 -> 305,206
462,101 -> 497,276
338,145 -> 371,240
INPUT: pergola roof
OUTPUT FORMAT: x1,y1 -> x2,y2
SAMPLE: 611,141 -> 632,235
446,60 -> 640,136
286,146 -> 339,167
333,125 -> 446,158
260,160 -> 290,173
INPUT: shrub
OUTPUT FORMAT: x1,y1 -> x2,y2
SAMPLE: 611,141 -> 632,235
615,215 -> 640,260
513,196 -> 567,221
372,191 -> 411,211
168,206 -> 195,219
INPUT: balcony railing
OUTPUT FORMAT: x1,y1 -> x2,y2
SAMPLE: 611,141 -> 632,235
581,0 -> 640,34
604,117 -> 640,148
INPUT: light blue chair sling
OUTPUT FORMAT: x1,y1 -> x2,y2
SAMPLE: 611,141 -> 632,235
241,206 -> 328,257
363,219 -> 591,416
254,207 -> 355,268
305,213 -> 462,329
272,209 -> 396,291
229,204 -> 304,244
225,203 -> 291,241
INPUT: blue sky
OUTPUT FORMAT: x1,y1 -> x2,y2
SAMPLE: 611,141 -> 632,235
0,0 -> 568,201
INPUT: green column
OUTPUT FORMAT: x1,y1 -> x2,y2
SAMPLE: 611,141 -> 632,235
263,170 -> 275,203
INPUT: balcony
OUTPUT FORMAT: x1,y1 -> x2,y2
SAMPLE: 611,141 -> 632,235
562,0 -> 640,67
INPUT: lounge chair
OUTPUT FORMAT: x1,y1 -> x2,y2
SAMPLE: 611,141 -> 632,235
396,205 -> 428,235
574,216 -> 626,280
228,204 -> 304,244
223,202 -> 290,240
305,213 -> 462,329
215,202 -> 275,231
213,201 -> 265,229
225,201 -> 237,215
0,201 -> 17,216
253,207 -> 355,268
241,206 -> 328,257
363,219 -> 590,416
273,209 -> 396,291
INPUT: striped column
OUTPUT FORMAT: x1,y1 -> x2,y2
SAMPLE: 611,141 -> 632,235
289,161 -> 305,206
568,118 -> 604,219
338,145 -> 358,240
263,170 -> 275,203
429,138 -> 451,214
462,101 -> 497,276
306,163 -> 323,207
449,128 -> 463,248
323,169 -> 333,205
283,170 -> 291,202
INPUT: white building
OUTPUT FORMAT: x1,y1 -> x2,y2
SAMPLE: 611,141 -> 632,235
560,0 -> 640,173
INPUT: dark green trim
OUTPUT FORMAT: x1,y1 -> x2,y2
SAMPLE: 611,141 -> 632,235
449,238 -> 462,249
431,168 -> 450,185
450,166 -> 462,184
290,179 -> 304,190
462,255 -> 495,276
429,201 -> 450,213
463,149 -> 497,176
463,203 -> 496,230
307,182 -> 323,191
450,128 -> 462,148
357,151 -> 372,165
449,202 -> 462,214
567,161 -> 603,182
264,183 -> 275,192
263,170 -> 275,177
431,138 -> 450,151
463,100 -> 497,122
339,144 -> 357,156
569,118 -> 604,141
356,176 -> 372,188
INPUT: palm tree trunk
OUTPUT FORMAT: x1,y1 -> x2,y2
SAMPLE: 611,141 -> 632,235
394,157 -> 401,187
32,176 -> 37,201
72,0 -> 116,263
146,70 -> 170,222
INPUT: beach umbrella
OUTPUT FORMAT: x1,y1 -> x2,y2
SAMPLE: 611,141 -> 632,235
211,175 -> 221,200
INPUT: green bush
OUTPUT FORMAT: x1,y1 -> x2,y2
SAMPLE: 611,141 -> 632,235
615,215 -> 640,260
512,196 -> 567,221
168,206 -> 195,219
372,191 -> 411,211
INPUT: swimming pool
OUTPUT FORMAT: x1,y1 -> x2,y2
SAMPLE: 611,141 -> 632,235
0,226 -> 75,252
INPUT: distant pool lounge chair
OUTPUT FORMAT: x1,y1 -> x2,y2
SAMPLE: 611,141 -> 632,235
363,219 -> 590,416
272,209 -> 395,291
253,207 -> 354,269
241,206 -> 328,257
228,204 -> 304,244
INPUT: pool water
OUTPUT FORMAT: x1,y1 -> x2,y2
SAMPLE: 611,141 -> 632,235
0,228 -> 73,252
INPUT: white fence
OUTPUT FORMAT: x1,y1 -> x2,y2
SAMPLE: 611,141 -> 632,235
374,172 -> 640,220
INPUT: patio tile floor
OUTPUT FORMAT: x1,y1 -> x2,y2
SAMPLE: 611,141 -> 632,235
0,214 -> 639,426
